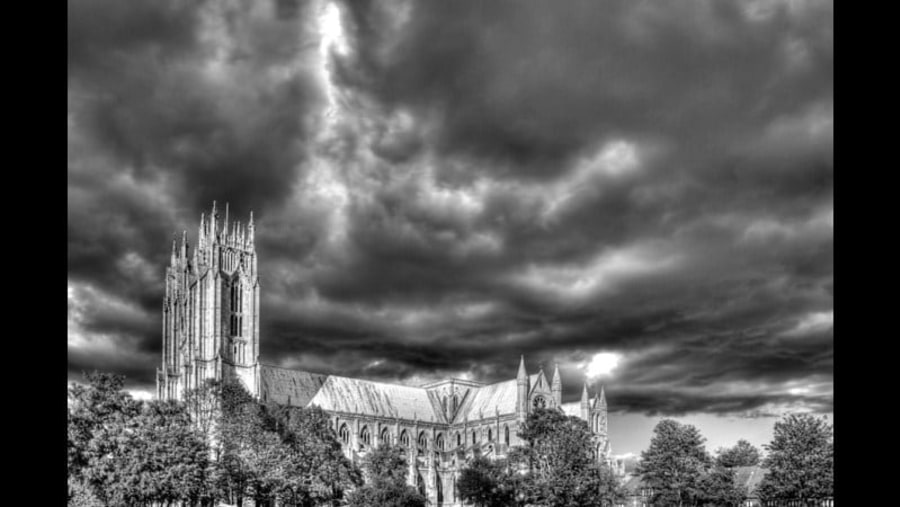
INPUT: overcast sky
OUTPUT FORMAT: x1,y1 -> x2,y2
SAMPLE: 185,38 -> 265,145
68,0 -> 832,454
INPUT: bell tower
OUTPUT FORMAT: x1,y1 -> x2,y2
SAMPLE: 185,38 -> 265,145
157,202 -> 260,401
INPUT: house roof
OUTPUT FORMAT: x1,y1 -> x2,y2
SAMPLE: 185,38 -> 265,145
734,465 -> 767,498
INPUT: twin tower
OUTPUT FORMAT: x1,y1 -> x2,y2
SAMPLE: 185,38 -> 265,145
157,202 -> 260,401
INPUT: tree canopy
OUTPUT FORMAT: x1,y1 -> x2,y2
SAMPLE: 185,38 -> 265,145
636,419 -> 746,507
757,413 -> 833,503
715,439 -> 761,468
345,444 -> 425,507
507,408 -> 623,507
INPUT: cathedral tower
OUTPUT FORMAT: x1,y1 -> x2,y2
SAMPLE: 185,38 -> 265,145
157,202 -> 260,401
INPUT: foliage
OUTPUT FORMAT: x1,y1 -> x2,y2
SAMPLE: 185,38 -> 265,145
345,444 -> 425,507
68,372 -> 212,506
696,465 -> 747,506
757,414 -> 833,502
511,408 -> 624,507
715,439 -> 761,468
636,419 -> 713,506
265,404 -> 362,506
457,456 -> 517,507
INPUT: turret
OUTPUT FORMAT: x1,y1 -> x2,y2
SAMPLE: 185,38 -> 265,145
517,355 -> 528,422
581,380 -> 590,422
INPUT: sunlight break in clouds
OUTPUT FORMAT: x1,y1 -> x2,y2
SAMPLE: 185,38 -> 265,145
582,352 -> 623,382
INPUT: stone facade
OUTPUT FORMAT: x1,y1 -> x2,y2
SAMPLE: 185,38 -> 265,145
158,203 -> 611,507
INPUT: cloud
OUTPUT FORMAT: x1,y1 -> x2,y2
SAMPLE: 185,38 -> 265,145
68,0 -> 832,417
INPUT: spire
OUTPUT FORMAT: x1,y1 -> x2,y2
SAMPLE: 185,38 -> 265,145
247,210 -> 255,249
170,237 -> 177,265
581,381 -> 589,406
592,390 -> 600,409
211,201 -> 218,238
552,363 -> 561,388
181,230 -> 188,259
599,385 -> 607,408
199,212 -> 206,245
517,355 -> 527,380
223,202 -> 229,239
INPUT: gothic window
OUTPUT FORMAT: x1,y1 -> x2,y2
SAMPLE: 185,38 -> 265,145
472,430 -> 476,444
505,425 -> 510,445
456,432 -> 462,447
400,430 -> 410,447
532,396 -> 547,409
417,431 -> 427,449
435,433 -> 444,451
436,473 -> 443,504
488,428 -> 493,442
360,426 -> 371,447
381,427 -> 390,446
339,423 -> 349,445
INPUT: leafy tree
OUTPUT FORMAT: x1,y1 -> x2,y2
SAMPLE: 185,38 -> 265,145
457,455 -> 516,507
757,414 -> 833,504
133,400 -> 213,504
346,444 -> 426,507
265,404 -> 362,506
715,439 -> 761,468
636,419 -> 712,507
67,372 -> 143,505
511,408 -> 624,507
696,465 -> 747,506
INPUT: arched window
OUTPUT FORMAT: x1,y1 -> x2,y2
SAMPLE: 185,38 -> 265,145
436,473 -> 444,504
435,433 -> 444,451
533,396 -> 547,409
456,432 -> 462,448
339,423 -> 349,445
471,430 -> 476,444
488,428 -> 493,442
400,430 -> 410,447
381,427 -> 391,446
360,426 -> 371,447
418,431 -> 427,449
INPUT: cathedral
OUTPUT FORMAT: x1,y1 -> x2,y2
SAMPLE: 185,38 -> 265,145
157,203 -> 612,507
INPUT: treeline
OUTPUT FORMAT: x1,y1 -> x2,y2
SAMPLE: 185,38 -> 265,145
68,372 -> 832,507
631,414 -> 833,506
67,372 -> 423,507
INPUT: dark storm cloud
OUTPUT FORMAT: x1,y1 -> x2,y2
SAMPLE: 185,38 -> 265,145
68,0 -> 832,417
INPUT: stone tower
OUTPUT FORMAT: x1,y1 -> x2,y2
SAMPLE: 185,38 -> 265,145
157,202 -> 260,401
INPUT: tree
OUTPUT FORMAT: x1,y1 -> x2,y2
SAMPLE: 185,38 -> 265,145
715,439 -> 761,468
511,408 -> 624,507
457,456 -> 516,507
345,444 -> 426,507
265,404 -> 362,506
636,419 -> 712,507
696,465 -> 747,506
757,414 -> 833,504
67,372 -> 143,505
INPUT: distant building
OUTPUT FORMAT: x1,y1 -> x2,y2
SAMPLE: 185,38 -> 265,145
156,203 -> 612,507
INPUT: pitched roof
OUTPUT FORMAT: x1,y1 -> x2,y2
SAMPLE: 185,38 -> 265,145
453,379 -> 518,423
734,465 -> 767,498
259,365 -> 327,407
307,375 -> 443,422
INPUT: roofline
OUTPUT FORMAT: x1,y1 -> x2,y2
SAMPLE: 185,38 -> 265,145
419,378 -> 487,389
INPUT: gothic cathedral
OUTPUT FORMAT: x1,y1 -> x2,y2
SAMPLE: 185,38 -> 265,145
158,203 -> 611,507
